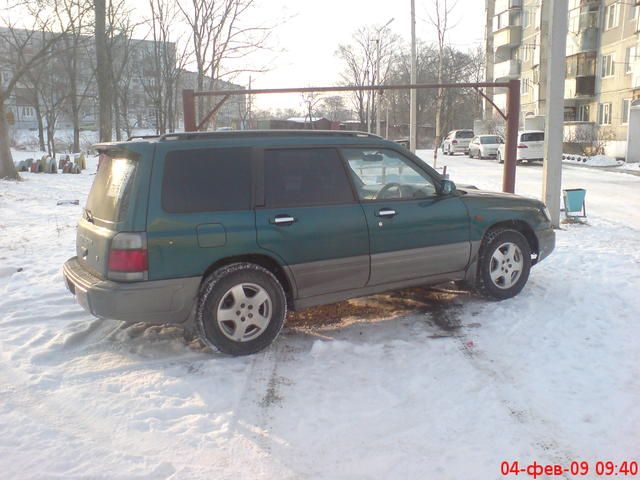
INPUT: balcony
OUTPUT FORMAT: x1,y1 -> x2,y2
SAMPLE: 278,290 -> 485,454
494,59 -> 521,81
495,0 -> 522,14
566,27 -> 598,55
564,76 -> 596,99
494,26 -> 522,48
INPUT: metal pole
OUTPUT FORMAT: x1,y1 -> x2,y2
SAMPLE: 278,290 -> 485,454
502,79 -> 520,193
409,0 -> 417,152
542,0 -> 568,228
376,39 -> 382,137
183,89 -> 196,132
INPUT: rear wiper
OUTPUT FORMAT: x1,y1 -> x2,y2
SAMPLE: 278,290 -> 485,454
84,208 -> 94,223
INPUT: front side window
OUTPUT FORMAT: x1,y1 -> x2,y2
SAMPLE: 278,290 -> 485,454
343,148 -> 438,201
162,148 -> 252,213
264,148 -> 354,208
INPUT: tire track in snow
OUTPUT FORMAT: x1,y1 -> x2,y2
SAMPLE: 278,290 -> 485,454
225,340 -> 299,478
429,303 -> 576,479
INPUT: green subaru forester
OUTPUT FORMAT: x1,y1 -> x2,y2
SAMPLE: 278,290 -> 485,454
63,131 -> 555,355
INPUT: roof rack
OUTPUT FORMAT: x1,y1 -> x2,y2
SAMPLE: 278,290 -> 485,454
127,135 -> 161,141
158,130 -> 383,142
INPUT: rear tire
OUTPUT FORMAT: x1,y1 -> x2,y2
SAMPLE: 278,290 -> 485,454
475,228 -> 531,300
196,263 -> 286,355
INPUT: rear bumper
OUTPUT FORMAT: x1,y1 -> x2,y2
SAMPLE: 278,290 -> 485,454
534,228 -> 555,263
63,257 -> 200,324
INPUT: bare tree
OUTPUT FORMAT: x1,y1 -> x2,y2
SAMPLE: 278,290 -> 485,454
0,2 -> 76,179
300,92 -> 323,129
144,0 -> 190,134
104,0 -> 138,140
94,0 -> 112,141
337,25 -> 398,131
177,0 -> 272,129
428,0 -> 456,161
57,0 -> 94,151
321,95 -> 350,122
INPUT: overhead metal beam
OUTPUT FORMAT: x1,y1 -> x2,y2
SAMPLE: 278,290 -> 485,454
183,80 -> 520,194
192,82 -> 510,98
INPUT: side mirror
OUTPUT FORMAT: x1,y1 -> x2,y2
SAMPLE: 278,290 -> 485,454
440,179 -> 456,195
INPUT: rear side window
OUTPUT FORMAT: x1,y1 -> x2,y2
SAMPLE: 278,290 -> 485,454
86,154 -> 137,222
521,132 -> 544,142
264,148 -> 354,208
455,131 -> 474,139
162,148 -> 251,213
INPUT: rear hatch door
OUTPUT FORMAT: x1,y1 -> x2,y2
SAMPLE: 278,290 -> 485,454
77,145 -> 150,278
520,132 -> 545,160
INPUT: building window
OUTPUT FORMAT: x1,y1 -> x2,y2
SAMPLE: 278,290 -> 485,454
605,3 -> 620,30
598,103 -> 612,125
622,99 -> 631,124
521,78 -> 531,94
601,54 -> 615,78
625,46 -> 636,74
577,104 -> 590,122
631,5 -> 639,20
20,106 -> 35,119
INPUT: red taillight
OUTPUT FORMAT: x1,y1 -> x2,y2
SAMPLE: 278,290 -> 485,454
517,144 -> 528,149
108,249 -> 148,272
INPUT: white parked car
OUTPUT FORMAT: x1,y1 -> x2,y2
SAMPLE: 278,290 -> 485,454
441,129 -> 474,155
467,135 -> 504,159
497,131 -> 545,164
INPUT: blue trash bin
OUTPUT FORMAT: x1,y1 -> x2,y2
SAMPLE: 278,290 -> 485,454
563,188 -> 586,218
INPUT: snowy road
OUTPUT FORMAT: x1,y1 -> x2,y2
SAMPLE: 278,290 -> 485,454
418,149 -> 640,229
1,155 -> 639,479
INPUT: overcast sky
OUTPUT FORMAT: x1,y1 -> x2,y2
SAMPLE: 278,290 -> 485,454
238,0 -> 486,111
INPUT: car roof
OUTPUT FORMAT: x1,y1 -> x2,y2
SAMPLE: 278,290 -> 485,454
519,130 -> 544,134
95,130 -> 401,151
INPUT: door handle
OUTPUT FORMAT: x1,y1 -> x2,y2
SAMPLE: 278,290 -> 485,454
272,215 -> 296,225
376,208 -> 397,218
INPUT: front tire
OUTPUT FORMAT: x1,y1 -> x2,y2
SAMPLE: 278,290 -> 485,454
196,263 -> 286,355
475,229 -> 531,300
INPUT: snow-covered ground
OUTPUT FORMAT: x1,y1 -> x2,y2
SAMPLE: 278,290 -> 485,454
1,150 -> 639,479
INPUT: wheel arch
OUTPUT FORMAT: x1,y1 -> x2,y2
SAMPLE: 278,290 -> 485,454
200,254 -> 296,306
482,220 -> 539,261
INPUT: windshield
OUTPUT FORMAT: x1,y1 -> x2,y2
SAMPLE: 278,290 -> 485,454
85,154 -> 137,222
481,136 -> 502,144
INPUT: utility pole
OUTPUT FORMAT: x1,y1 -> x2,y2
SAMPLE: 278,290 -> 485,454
376,18 -> 394,137
541,0 -> 568,228
410,0 -> 417,152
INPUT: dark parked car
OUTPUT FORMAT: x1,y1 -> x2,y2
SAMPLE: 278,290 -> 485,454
64,131 -> 555,355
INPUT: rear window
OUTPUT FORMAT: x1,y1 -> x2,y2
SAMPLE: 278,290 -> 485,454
86,154 -> 137,222
455,131 -> 474,139
521,132 -> 544,142
480,136 -> 502,144
162,148 -> 251,213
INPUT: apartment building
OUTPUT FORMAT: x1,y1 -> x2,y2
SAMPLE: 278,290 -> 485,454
0,27 -> 246,134
485,0 -> 640,159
